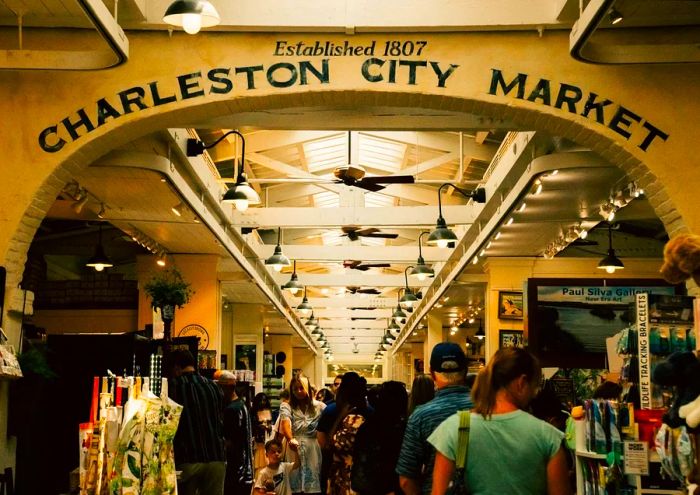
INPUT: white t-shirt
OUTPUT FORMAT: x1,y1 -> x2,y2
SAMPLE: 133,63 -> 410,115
255,462 -> 295,495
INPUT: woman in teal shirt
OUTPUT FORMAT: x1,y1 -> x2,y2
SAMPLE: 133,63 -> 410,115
428,348 -> 571,495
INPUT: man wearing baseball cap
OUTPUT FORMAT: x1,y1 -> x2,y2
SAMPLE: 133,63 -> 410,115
396,342 -> 473,495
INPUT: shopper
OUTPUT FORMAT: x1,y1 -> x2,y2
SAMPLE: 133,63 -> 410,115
429,348 -> 571,495
254,439 -> 300,495
327,372 -> 372,495
352,380 -> 409,495
660,233 -> 700,285
408,374 -> 435,415
252,393 -> 275,477
279,373 -> 326,494
316,387 -> 335,405
168,349 -> 227,495
396,343 -> 473,495
220,372 -> 254,495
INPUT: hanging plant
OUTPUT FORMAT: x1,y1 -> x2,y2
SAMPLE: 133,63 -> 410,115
143,267 -> 194,310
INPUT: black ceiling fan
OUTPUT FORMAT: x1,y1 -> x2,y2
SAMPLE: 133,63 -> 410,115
346,286 -> 382,295
333,132 -> 415,192
343,260 -> 391,271
341,225 -> 398,241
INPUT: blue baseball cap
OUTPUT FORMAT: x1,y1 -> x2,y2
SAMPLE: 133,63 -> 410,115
430,342 -> 467,372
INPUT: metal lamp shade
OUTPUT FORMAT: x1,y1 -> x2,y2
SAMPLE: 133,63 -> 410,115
163,0 -> 220,33
265,245 -> 291,271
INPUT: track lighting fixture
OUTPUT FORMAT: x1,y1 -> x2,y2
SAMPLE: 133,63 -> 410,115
156,252 -> 167,267
297,287 -> 312,316
609,7 -> 623,25
73,192 -> 89,214
163,0 -> 220,34
599,202 -> 617,222
265,228 -> 291,272
97,203 -> 106,219
409,231 -> 435,280
282,260 -> 304,295
86,223 -> 114,272
171,202 -> 186,217
428,184 -> 486,248
598,222 -> 624,274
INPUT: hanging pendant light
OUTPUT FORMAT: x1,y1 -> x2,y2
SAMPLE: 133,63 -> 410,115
597,222 -> 625,274
475,319 -> 485,340
297,287 -> 312,316
86,223 -> 114,272
428,184 -> 486,247
410,231 -> 435,280
399,268 -> 419,309
282,260 -> 304,295
163,0 -> 220,34
392,304 -> 407,323
305,312 -> 319,330
388,319 -> 401,333
220,131 -> 260,211
265,227 -> 291,272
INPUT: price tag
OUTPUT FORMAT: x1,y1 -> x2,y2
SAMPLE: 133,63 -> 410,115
623,441 -> 649,475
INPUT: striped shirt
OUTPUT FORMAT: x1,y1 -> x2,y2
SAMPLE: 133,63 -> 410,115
396,385 -> 472,495
170,372 -> 226,464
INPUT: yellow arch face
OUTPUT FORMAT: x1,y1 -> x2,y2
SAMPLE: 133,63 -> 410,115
2,31 -> 699,275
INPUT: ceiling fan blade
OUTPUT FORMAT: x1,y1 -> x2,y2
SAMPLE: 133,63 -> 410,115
343,260 -> 362,269
353,265 -> 370,271
361,233 -> 399,239
354,181 -> 385,192
358,263 -> 391,269
341,226 -> 360,234
359,175 -> 415,184
357,288 -> 381,295
356,228 -> 379,236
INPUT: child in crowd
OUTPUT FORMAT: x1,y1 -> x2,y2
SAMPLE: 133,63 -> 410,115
254,439 -> 300,495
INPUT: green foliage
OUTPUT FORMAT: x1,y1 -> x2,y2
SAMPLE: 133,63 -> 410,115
558,368 -> 604,403
18,343 -> 58,380
143,267 -> 194,309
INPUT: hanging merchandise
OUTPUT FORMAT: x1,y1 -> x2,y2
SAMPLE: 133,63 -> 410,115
78,357 -> 182,495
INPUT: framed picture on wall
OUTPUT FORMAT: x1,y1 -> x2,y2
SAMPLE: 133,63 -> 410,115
499,330 -> 524,349
498,291 -> 524,319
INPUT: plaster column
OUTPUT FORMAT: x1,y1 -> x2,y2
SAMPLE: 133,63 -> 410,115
424,312 -> 443,374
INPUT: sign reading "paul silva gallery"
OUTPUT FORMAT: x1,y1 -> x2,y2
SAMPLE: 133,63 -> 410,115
38,39 -> 668,153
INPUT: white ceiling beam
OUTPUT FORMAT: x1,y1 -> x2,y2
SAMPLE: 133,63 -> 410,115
364,131 -> 498,161
273,273 -> 431,287
314,309 -> 393,318
232,205 -> 476,227
267,184 -> 331,205
323,333 -> 386,340
319,320 -> 390,329
252,244 -> 450,262
288,296 -> 395,308
375,184 -> 463,205
246,152 -> 343,195
209,131 -> 341,160
396,151 -> 458,177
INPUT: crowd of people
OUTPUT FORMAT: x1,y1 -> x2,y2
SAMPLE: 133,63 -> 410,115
166,340 -> 573,495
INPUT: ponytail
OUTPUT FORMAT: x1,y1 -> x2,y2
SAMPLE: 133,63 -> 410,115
472,348 -> 540,419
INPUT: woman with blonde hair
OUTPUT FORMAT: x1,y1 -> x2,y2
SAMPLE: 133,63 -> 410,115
428,348 -> 571,495
279,373 -> 326,494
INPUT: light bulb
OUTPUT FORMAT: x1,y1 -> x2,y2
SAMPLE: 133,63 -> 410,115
605,266 -> 616,274
437,239 -> 449,248
417,273 -> 427,281
608,211 -> 616,222
273,264 -> 283,272
233,199 -> 249,212
157,259 -> 166,267
94,264 -> 105,272
182,13 -> 202,34
580,229 -> 588,239
290,287 -> 302,296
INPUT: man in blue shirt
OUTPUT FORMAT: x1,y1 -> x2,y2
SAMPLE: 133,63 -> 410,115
396,342 -> 473,495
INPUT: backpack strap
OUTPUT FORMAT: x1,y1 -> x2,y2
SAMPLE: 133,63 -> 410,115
456,411 -> 471,470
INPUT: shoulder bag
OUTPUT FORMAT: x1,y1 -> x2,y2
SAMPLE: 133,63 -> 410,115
452,411 -> 471,495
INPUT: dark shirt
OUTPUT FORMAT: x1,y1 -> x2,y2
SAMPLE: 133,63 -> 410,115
170,372 -> 226,464
224,398 -> 254,487
353,414 -> 407,495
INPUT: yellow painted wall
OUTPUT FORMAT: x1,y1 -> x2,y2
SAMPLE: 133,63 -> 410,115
137,254 -> 219,350
33,309 -> 137,334
266,335 -> 293,389
484,257 -> 666,359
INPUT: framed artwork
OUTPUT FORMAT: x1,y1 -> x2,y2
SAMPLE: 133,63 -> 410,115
499,330 -> 524,349
498,291 -> 524,320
